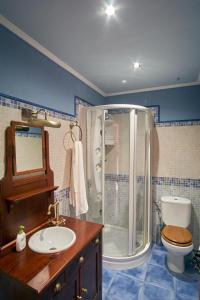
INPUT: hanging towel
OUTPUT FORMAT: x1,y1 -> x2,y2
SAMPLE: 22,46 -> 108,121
70,141 -> 88,216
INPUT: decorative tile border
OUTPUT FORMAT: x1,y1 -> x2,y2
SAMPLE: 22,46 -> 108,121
16,132 -> 41,138
75,96 -> 93,109
54,187 -> 70,200
148,104 -> 200,127
0,93 -> 92,122
147,105 -> 160,123
147,105 -> 200,127
54,187 -> 70,216
1,92 -> 200,127
105,173 -> 200,188
156,120 -> 200,127
152,176 -> 200,188
105,174 -> 145,184
105,174 -> 129,182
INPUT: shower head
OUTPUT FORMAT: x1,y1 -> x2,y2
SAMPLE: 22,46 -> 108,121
105,113 -> 113,120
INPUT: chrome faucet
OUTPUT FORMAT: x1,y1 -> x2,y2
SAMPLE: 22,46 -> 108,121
47,201 -> 65,226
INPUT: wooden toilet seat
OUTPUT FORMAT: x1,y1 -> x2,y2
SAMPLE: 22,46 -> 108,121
161,225 -> 192,247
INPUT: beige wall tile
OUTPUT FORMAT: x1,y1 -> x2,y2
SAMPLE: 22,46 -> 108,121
152,125 -> 200,178
0,106 -> 74,189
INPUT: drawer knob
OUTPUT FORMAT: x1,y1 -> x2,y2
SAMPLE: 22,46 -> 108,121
79,256 -> 84,263
95,238 -> 100,245
54,282 -> 62,293
81,287 -> 88,294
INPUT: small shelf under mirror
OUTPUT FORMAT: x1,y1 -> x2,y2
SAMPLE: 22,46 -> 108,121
6,185 -> 58,204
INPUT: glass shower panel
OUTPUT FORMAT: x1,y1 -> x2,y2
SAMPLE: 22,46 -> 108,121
86,108 -> 104,224
135,111 -> 147,251
103,109 -> 130,257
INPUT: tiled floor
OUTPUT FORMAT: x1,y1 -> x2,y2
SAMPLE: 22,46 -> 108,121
103,244 -> 199,300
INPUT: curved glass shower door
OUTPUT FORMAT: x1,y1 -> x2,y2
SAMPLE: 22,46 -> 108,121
135,110 -> 149,252
86,105 -> 151,261
103,109 -> 131,257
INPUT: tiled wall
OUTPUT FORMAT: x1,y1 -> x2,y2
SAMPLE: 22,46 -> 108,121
0,94 -> 90,216
104,177 -> 129,228
152,125 -> 200,178
104,175 -> 145,230
104,174 -> 200,248
1,94 -> 200,250
103,107 -> 200,249
152,178 -> 200,248
152,112 -> 200,248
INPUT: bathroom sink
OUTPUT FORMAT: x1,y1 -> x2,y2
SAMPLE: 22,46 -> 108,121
28,226 -> 76,254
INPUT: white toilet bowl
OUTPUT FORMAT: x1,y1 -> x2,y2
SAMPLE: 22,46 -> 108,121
161,237 -> 193,273
160,196 -> 193,274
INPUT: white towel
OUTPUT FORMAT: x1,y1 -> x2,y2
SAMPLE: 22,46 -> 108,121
70,141 -> 88,216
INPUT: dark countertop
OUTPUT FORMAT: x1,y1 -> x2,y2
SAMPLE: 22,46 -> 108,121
0,217 -> 103,295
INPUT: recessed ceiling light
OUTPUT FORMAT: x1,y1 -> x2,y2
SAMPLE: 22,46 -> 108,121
133,62 -> 141,69
122,80 -> 127,83
105,5 -> 115,16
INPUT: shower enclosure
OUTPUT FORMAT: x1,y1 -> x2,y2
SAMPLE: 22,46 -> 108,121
86,105 -> 153,269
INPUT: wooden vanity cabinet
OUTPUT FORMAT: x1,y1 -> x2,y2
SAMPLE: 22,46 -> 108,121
0,122 -> 103,300
48,234 -> 102,300
0,232 -> 102,300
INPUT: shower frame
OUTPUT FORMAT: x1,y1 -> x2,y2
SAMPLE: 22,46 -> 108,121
87,104 -> 152,269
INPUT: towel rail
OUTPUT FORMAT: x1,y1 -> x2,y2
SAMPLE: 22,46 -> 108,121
63,121 -> 82,150
69,121 -> 82,142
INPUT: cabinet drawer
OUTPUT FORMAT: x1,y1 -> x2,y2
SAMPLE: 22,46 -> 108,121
73,234 -> 102,265
48,270 -> 78,300
47,233 -> 102,300
50,272 -> 65,296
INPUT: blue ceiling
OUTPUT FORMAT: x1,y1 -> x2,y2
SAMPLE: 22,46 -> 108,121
0,0 -> 200,94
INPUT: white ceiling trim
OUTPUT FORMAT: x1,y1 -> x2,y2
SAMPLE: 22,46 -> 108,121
106,81 -> 200,97
0,15 -> 106,97
1,15 -> 200,98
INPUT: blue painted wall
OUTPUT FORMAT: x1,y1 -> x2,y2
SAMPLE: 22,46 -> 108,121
0,25 -> 104,115
1,25 -> 200,121
105,85 -> 200,121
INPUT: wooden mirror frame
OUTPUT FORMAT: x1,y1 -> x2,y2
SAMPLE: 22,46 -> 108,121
0,122 -> 57,249
11,121 -> 46,176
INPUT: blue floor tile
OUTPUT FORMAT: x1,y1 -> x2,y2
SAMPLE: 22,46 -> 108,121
175,293 -> 195,300
103,244 -> 199,300
141,283 -> 175,300
149,248 -> 167,267
103,268 -> 115,292
153,242 -> 167,253
106,273 -> 143,300
146,264 -> 175,290
174,277 -> 199,299
120,262 -> 148,281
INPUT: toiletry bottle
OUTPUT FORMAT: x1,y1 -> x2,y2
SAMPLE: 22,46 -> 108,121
16,225 -> 26,252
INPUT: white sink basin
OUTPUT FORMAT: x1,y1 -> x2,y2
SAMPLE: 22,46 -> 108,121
28,226 -> 76,254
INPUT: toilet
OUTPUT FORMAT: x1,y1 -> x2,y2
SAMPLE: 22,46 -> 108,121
160,196 -> 193,273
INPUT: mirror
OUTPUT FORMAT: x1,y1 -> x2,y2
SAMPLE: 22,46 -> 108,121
13,123 -> 45,175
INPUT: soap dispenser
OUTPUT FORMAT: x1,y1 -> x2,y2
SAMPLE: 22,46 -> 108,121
16,225 -> 26,252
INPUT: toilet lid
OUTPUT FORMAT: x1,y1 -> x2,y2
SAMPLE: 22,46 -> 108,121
162,225 -> 192,246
